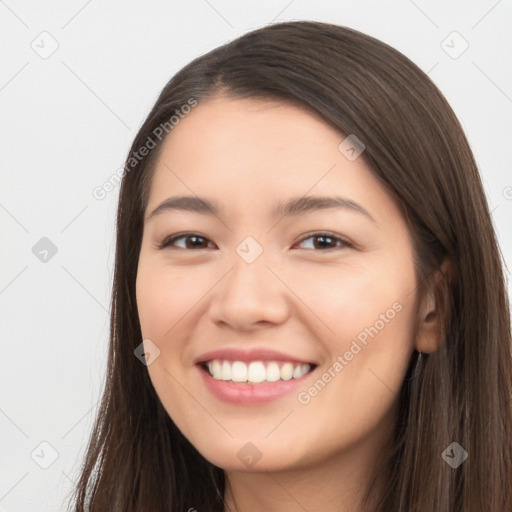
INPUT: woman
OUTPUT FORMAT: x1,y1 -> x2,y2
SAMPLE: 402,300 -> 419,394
70,21 -> 512,511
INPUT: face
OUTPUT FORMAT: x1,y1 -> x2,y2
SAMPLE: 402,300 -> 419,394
136,96 -> 420,474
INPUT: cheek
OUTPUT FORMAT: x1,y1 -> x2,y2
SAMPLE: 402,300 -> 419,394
284,258 -> 416,346
287,305 -> 416,468
135,259 -> 209,341
290,257 -> 417,414
136,260 -> 210,435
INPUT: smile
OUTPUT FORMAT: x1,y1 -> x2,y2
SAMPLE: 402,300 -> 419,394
205,359 -> 314,384
197,359 -> 317,405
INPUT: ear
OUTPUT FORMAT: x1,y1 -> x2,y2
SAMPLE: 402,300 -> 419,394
415,258 -> 452,354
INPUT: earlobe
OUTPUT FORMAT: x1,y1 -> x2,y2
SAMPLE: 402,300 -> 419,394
415,258 -> 453,354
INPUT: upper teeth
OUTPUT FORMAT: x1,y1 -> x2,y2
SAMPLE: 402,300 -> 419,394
206,360 -> 312,383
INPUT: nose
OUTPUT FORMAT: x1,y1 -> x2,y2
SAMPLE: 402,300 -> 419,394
208,251 -> 290,331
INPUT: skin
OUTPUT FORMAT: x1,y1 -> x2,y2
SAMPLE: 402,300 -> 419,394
135,96 -> 442,511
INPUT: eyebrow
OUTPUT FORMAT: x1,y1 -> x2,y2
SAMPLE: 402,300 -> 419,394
146,195 -> 375,222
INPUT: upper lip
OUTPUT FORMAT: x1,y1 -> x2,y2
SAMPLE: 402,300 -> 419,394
194,348 -> 316,365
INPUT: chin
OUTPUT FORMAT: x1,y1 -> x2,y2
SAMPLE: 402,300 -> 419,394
186,434 -> 310,473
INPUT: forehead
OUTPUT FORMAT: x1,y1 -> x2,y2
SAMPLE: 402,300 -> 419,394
162,96 -> 340,159
145,96 -> 400,223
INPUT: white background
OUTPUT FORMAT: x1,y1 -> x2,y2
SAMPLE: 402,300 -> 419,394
1,1 -> 511,510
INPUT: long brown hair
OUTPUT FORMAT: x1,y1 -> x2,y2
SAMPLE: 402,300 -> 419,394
68,21 -> 512,511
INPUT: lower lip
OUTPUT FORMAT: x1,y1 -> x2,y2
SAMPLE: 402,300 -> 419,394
197,365 -> 314,405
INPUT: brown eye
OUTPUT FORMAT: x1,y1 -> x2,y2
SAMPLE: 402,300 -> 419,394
159,233 -> 215,250
295,232 -> 352,250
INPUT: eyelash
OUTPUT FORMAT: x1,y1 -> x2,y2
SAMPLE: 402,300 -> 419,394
158,232 -> 353,251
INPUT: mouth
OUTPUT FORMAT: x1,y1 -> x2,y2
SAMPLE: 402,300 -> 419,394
196,357 -> 318,405
200,359 -> 317,384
